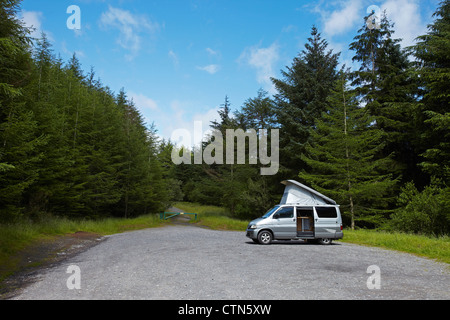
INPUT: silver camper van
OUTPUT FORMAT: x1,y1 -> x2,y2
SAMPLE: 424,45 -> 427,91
246,180 -> 344,245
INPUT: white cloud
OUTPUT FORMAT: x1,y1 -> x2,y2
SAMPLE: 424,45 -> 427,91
197,64 -> 221,74
239,42 -> 280,94
321,0 -> 364,37
99,6 -> 160,60
282,25 -> 297,33
168,50 -> 179,67
21,10 -> 43,38
317,0 -> 428,48
380,0 -> 428,48
157,100 -> 220,147
129,92 -> 159,111
206,47 -> 219,56
313,0 -> 428,67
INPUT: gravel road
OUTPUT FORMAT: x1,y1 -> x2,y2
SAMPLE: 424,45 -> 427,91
11,225 -> 450,300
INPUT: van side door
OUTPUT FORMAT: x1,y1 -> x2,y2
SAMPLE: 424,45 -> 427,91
314,207 -> 339,239
296,207 -> 314,238
271,206 -> 296,239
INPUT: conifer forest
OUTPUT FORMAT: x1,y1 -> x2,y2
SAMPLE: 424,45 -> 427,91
1,0 -> 449,236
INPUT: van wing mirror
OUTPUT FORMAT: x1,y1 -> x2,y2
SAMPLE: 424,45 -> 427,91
273,213 -> 280,219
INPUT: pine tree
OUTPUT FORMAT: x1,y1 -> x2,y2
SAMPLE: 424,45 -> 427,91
67,53 -> 84,81
410,0 -> 450,181
0,0 -> 31,101
207,96 -> 238,215
113,92 -> 168,217
0,0 -> 43,220
272,26 -> 340,179
349,12 -> 418,183
33,32 -> 53,100
22,34 -> 72,216
210,95 -> 234,132
299,76 -> 398,229
0,105 -> 47,220
236,89 -> 276,130
0,0 -> 32,136
233,89 -> 280,217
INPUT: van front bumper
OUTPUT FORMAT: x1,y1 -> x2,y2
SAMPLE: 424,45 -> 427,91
246,229 -> 258,240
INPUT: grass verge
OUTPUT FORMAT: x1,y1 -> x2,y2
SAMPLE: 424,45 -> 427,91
342,229 -> 450,265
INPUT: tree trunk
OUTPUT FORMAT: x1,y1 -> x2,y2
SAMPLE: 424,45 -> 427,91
343,79 -> 355,230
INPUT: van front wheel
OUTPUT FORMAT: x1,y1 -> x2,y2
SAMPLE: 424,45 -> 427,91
318,238 -> 332,245
258,231 -> 273,245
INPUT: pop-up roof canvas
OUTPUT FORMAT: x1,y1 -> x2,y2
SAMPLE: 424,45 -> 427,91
280,180 -> 337,206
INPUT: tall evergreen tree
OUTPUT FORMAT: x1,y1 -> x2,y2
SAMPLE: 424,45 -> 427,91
67,53 -> 84,81
210,95 -> 234,132
33,32 -> 53,100
22,34 -> 70,216
272,26 -> 340,179
410,0 -> 450,181
0,0 -> 31,99
235,89 -> 276,130
299,76 -> 398,229
0,0 -> 41,220
349,12 -> 419,184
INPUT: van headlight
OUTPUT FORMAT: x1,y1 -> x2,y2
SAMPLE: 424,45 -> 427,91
249,225 -> 258,229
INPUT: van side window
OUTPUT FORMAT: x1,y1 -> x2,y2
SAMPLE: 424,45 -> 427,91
316,207 -> 338,218
297,208 -> 314,217
276,207 -> 294,219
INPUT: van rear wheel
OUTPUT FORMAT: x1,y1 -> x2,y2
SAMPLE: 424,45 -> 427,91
318,238 -> 332,245
258,231 -> 273,245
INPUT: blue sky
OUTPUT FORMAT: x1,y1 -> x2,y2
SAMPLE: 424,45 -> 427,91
19,0 -> 440,145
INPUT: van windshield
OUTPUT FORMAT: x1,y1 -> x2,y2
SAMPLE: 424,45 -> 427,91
262,206 -> 280,219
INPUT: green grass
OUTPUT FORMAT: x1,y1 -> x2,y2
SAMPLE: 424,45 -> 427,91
173,202 -> 249,231
341,229 -> 450,265
0,214 -> 167,283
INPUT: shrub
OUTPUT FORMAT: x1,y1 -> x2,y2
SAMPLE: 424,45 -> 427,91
390,180 -> 450,236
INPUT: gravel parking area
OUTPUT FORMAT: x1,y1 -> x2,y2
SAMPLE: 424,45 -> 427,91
11,225 -> 450,300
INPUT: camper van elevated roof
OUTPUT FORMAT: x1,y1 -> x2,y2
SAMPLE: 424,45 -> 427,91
280,180 -> 337,206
